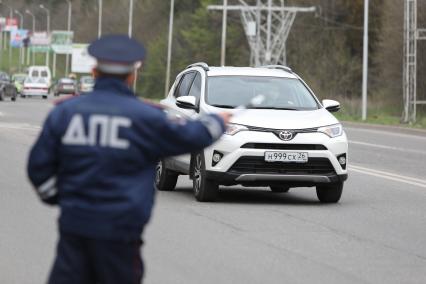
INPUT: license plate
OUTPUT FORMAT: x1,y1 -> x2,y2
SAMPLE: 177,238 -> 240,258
264,151 -> 308,163
63,85 -> 74,90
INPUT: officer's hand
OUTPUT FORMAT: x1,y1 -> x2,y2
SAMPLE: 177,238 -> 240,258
218,112 -> 233,125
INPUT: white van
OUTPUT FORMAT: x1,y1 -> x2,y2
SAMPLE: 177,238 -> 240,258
22,66 -> 52,99
27,66 -> 52,88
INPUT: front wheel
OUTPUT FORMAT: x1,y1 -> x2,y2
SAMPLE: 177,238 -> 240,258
11,97 -> 16,102
192,153 -> 218,202
316,182 -> 343,203
155,160 -> 179,191
42,95 -> 48,99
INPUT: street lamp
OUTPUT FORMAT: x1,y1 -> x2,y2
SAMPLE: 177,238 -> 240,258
39,4 -> 50,67
25,9 -> 36,65
65,0 -> 72,75
98,0 -> 103,38
165,0 -> 175,97
14,10 -> 24,70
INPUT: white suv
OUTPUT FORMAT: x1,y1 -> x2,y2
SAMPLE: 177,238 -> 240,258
156,63 -> 348,203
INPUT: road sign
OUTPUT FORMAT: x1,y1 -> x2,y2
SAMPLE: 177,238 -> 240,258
10,29 -> 29,48
30,32 -> 51,52
71,44 -> 96,73
51,31 -> 74,54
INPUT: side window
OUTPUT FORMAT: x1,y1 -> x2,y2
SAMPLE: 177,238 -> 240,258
187,73 -> 202,100
174,72 -> 195,98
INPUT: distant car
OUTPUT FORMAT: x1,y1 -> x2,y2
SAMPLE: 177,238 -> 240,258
22,77 -> 49,99
0,72 -> 18,102
53,78 -> 77,96
12,73 -> 27,95
27,66 -> 52,89
78,76 -> 95,93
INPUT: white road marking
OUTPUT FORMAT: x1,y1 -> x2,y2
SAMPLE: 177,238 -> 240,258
349,164 -> 426,189
0,122 -> 41,131
349,140 -> 426,155
345,127 -> 426,140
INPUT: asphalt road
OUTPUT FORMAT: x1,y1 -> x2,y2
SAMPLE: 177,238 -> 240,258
1,97 -> 425,284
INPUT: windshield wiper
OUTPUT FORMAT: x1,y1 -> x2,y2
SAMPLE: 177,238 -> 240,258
211,104 -> 235,109
248,106 -> 299,111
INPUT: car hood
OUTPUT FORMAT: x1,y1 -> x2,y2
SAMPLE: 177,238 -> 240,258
204,106 -> 339,129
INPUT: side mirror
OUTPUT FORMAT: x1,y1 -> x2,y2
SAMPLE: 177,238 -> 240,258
322,99 -> 341,113
176,96 -> 197,109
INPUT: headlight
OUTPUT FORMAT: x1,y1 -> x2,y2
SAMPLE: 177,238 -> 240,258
317,124 -> 343,138
225,124 -> 248,135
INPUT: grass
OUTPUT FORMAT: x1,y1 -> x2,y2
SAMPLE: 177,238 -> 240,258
333,97 -> 426,129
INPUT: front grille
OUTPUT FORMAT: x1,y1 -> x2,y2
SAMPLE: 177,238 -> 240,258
246,126 -> 318,133
229,156 -> 336,175
241,143 -> 327,150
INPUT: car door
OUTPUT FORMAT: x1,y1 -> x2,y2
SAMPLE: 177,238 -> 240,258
164,71 -> 203,173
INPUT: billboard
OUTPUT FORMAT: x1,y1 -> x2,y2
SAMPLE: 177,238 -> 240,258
51,31 -> 74,54
71,44 -> 96,74
4,18 -> 18,32
10,29 -> 29,48
30,32 -> 51,52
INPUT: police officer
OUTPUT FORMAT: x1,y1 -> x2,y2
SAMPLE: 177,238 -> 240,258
27,34 -> 230,284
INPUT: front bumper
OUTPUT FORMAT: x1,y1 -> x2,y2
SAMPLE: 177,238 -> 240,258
204,130 -> 348,186
206,170 -> 347,186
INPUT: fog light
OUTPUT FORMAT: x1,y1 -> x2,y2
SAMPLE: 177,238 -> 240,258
212,151 -> 223,166
337,154 -> 347,170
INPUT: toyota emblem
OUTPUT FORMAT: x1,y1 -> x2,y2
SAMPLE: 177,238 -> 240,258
278,131 -> 294,141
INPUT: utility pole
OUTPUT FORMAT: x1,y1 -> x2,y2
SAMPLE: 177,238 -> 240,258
98,0 -> 103,38
65,0 -> 72,76
165,0 -> 175,97
210,1 -> 315,66
25,9 -> 36,66
14,10 -> 23,72
403,0 -> 426,123
220,0 -> 228,66
40,4 -> 50,68
128,0 -> 137,92
361,0 -> 369,121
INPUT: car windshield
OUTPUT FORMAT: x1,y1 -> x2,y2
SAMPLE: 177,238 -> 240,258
206,76 -> 319,110
14,76 -> 26,83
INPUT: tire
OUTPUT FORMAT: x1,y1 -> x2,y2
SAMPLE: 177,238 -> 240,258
155,160 -> 178,191
192,153 -> 218,202
316,182 -> 343,203
270,186 -> 290,193
42,95 -> 48,99
11,97 -> 16,102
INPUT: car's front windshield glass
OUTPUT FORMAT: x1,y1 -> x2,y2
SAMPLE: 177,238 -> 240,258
206,76 -> 319,110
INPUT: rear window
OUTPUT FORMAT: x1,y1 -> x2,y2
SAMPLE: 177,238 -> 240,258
31,70 -> 39,77
41,71 -> 48,77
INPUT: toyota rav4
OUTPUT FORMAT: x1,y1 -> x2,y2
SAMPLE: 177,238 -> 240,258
156,63 -> 348,203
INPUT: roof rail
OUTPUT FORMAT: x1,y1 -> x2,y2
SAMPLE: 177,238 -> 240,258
186,62 -> 210,71
261,65 -> 293,73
